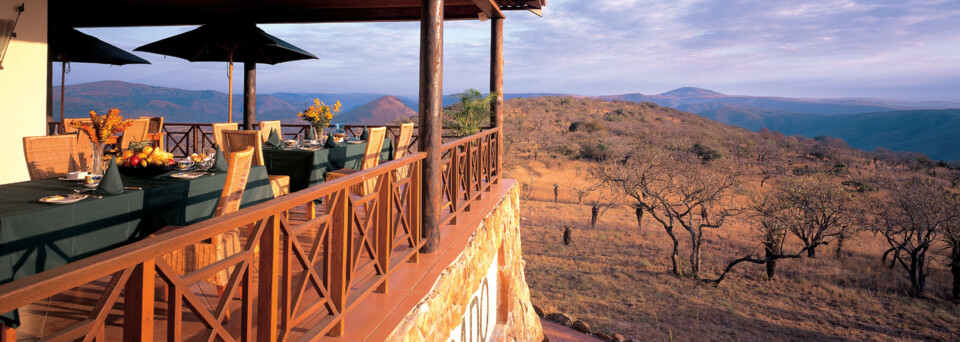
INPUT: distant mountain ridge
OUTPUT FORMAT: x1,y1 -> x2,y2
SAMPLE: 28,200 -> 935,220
53,81 -> 960,160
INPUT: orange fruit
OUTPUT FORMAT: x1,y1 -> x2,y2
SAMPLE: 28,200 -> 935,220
142,146 -> 154,155
136,153 -> 148,159
122,150 -> 134,158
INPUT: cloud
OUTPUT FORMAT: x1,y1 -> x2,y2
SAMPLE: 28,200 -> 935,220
63,0 -> 960,101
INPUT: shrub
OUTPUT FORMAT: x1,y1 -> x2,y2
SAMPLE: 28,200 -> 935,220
690,143 -> 722,163
842,180 -> 876,193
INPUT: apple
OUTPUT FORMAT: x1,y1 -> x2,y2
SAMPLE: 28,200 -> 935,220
129,156 -> 141,167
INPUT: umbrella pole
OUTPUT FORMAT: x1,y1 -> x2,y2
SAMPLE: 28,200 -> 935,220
228,56 -> 234,123
59,62 -> 66,134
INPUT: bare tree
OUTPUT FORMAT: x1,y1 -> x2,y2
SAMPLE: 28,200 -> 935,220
597,150 -> 742,278
708,195 -> 810,284
873,177 -> 958,297
944,217 -> 960,302
572,185 -> 594,205
778,176 -> 855,258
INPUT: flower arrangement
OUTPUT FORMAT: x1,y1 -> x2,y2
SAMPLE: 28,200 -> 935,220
71,108 -> 134,144
297,98 -> 341,134
71,108 -> 134,175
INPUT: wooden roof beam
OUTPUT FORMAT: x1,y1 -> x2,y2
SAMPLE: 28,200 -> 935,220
471,0 -> 505,20
53,5 -> 491,27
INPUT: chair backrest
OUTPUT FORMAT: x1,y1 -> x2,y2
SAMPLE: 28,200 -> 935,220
221,130 -> 265,166
212,122 -> 239,148
361,127 -> 387,171
138,116 -> 164,134
120,119 -> 150,151
23,135 -> 80,180
258,120 -> 281,143
63,118 -> 92,134
394,123 -> 414,159
215,146 -> 254,217
63,119 -> 97,169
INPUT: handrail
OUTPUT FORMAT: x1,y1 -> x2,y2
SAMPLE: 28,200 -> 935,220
438,127 -> 502,226
0,151 -> 427,339
0,151 -> 426,312
6,125 -> 503,340
47,122 -> 418,158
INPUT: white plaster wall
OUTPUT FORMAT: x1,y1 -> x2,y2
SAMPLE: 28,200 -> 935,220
0,0 -> 47,184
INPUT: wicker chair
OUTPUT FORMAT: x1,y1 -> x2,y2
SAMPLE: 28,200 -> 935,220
212,122 -> 238,149
156,146 -> 254,289
22,135 -> 81,180
393,123 -> 414,179
325,126 -> 386,196
221,130 -> 290,198
119,118 -> 150,151
139,116 -> 164,134
63,119 -> 96,171
258,120 -> 281,143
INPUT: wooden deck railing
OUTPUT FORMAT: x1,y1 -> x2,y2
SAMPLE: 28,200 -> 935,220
0,152 -> 425,340
1,126 -> 504,341
47,122 -> 419,158
439,127 -> 502,226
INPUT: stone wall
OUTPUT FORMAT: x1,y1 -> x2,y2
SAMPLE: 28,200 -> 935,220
387,184 -> 543,342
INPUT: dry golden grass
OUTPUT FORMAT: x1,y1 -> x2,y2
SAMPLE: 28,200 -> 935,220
510,159 -> 960,341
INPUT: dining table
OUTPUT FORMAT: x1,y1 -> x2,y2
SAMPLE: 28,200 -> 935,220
0,165 -> 276,328
262,138 -> 394,192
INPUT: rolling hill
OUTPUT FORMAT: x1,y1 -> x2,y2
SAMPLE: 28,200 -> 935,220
335,96 -> 418,125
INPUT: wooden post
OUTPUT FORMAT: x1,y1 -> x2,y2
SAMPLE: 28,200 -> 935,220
490,18 -> 504,183
418,0 -> 444,254
328,189 -> 350,336
257,214 -> 280,342
123,260 -> 155,342
409,160 -> 422,263
243,62 -> 257,130
377,172 -> 392,293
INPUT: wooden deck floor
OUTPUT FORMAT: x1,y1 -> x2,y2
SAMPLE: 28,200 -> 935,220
11,180 -> 515,341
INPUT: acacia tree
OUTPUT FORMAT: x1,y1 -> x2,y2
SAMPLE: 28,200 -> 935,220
598,150 -> 742,278
709,195 -> 811,284
874,177 -> 958,297
943,217 -> 960,302
778,176 -> 855,258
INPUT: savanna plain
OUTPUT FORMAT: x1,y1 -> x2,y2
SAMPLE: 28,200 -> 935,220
501,97 -> 960,341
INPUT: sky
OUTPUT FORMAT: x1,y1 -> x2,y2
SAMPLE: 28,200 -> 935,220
62,0 -> 960,101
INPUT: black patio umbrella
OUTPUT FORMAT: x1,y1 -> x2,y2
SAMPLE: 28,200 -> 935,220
135,23 -> 318,123
50,26 -> 150,133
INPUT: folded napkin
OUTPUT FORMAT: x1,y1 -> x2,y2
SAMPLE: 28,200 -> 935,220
324,133 -> 337,148
360,127 -> 369,141
265,128 -> 283,149
210,146 -> 228,172
305,127 -> 317,140
96,159 -> 124,195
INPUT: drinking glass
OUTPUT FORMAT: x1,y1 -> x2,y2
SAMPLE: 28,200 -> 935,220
202,147 -> 216,170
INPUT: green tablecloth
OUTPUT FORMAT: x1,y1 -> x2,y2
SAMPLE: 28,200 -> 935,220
263,139 -> 394,192
0,166 -> 275,327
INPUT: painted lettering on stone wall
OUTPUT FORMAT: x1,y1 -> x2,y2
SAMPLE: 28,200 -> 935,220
447,258 -> 498,342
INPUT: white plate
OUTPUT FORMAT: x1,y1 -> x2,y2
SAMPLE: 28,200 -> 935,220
40,194 -> 88,204
81,182 -> 100,188
346,140 -> 364,144
171,172 -> 205,179
58,177 -> 84,182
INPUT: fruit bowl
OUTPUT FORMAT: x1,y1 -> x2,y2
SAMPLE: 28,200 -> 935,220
117,165 -> 175,178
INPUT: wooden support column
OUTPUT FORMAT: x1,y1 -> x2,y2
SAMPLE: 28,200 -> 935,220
418,0 -> 444,253
243,62 -> 257,130
490,18 -> 504,182
490,18 -> 504,129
